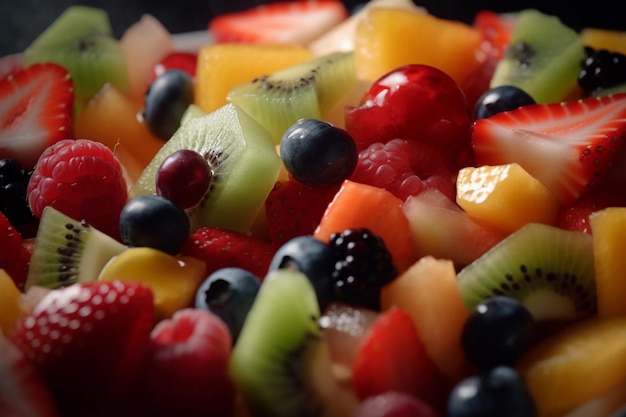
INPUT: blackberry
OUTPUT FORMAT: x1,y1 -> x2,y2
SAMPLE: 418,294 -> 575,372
329,228 -> 397,310
0,159 -> 34,225
578,46 -> 626,94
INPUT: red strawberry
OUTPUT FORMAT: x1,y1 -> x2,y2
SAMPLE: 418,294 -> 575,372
352,391 -> 439,417
10,281 -> 155,415
209,0 -> 348,44
130,308 -> 234,417
151,51 -> 198,82
0,63 -> 74,170
27,139 -> 129,239
0,212 -> 31,291
352,306 -> 448,412
181,227 -> 274,279
0,334 -> 59,417
0,53 -> 23,81
265,179 -> 340,247
472,93 -> 626,206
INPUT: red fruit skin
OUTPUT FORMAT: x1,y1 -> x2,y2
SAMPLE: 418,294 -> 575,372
27,139 -> 129,239
10,281 -> 155,414
129,308 -> 234,417
352,391 -> 439,417
352,306 -> 448,412
0,212 -> 31,291
151,52 -> 198,82
345,64 -> 474,172
0,53 -> 23,81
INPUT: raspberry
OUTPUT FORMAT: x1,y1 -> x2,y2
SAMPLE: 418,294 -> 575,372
350,138 -> 456,202
27,139 -> 128,238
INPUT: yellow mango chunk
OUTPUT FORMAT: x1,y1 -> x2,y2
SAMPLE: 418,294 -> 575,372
590,207 -> 626,317
354,8 -> 481,85
582,28 -> 626,56
0,269 -> 23,337
456,163 -> 561,233
195,43 -> 313,113
99,247 -> 206,319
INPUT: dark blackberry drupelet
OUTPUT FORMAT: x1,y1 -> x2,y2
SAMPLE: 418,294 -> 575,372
578,46 -> 626,94
329,228 -> 397,310
0,159 -> 35,226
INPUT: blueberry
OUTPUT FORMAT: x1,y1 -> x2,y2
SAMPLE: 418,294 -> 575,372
447,366 -> 537,417
268,235 -> 335,309
195,267 -> 261,343
142,69 -> 194,140
119,194 -> 190,255
474,85 -> 536,120
279,118 -> 358,188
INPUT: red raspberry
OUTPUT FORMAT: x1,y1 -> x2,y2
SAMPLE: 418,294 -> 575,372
27,139 -> 128,238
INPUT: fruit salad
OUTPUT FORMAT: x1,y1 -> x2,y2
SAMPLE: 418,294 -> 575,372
2,1 -> 626,416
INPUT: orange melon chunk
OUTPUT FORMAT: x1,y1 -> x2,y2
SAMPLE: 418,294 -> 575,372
0,269 -> 23,337
581,28 -> 626,56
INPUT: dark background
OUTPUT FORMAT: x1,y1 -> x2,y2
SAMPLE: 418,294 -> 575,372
1,0 -> 624,57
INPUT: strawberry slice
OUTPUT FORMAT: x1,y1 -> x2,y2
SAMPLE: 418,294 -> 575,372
0,63 -> 74,170
0,212 -> 31,291
472,93 -> 626,206
209,0 -> 348,44
0,53 -> 23,81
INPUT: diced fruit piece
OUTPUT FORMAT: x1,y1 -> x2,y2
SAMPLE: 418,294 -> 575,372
133,103 -> 282,234
314,180 -> 416,273
381,256 -> 476,385
352,391 -> 438,417
98,247 -> 206,319
471,93 -> 626,206
473,85 -> 536,120
0,63 -> 74,170
457,223 -> 596,322
227,51 -> 357,143
354,8 -> 482,87
23,6 -> 129,105
590,207 -> 626,317
0,270 -> 23,336
209,0 -> 348,45
25,206 -> 128,290
517,316 -> 626,417
155,149 -> 213,210
489,9 -> 585,104
581,28 -> 626,56
0,53 -> 23,81
195,43 -> 313,113
151,51 -> 197,82
0,212 -> 31,290
578,47 -> 626,97
456,163 -> 561,233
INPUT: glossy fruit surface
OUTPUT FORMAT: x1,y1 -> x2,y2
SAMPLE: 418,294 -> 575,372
352,391 -> 438,417
151,51 -> 198,81
474,85 -> 536,120
0,212 -> 31,290
155,149 -> 213,209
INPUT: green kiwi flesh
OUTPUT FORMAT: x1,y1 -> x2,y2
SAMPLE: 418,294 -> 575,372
25,206 -> 128,290
227,51 -> 357,143
23,6 -> 129,104
132,103 -> 282,234
457,223 -> 596,322
230,269 -> 332,417
489,9 -> 585,104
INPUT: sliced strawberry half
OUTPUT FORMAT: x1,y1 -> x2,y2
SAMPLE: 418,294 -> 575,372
209,0 -> 348,44
472,93 -> 626,206
0,53 -> 23,82
0,63 -> 74,170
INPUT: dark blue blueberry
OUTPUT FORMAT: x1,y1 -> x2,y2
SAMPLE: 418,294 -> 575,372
142,69 -> 194,140
279,118 -> 358,188
447,366 -> 537,417
474,85 -> 536,120
119,194 -> 190,255
462,296 -> 537,370
268,235 -> 335,310
195,267 -> 261,343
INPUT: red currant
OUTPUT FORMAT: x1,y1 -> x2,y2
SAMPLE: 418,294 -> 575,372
155,149 -> 213,209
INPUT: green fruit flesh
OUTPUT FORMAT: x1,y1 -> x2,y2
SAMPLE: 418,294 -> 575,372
25,206 -> 128,290
457,223 -> 596,322
23,6 -> 129,103
490,9 -> 585,104
227,51 -> 357,143
132,103 -> 282,234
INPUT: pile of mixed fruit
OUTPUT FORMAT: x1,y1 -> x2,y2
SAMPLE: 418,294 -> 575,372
3,0 -> 626,416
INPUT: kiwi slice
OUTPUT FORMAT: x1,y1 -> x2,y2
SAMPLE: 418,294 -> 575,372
227,51 -> 357,143
23,6 -> 129,105
132,103 -> 282,234
25,206 -> 128,290
457,223 -> 596,322
489,9 -> 585,104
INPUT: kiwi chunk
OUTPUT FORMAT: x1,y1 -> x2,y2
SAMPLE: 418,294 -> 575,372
132,103 -> 282,234
489,9 -> 585,104
23,6 -> 129,104
25,206 -> 128,290
227,51 -> 357,143
457,223 -> 596,322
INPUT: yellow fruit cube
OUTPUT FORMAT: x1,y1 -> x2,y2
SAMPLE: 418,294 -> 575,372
0,269 -> 23,337
582,28 -> 626,56
456,163 -> 561,233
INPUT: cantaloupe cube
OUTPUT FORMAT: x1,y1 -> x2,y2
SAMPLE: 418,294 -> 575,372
0,269 -> 23,337
354,8 -> 482,86
456,163 -> 561,233
590,207 -> 626,317
581,28 -> 626,56
195,43 -> 313,113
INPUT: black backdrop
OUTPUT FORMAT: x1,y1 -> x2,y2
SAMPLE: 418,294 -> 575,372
1,0 -> 624,56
